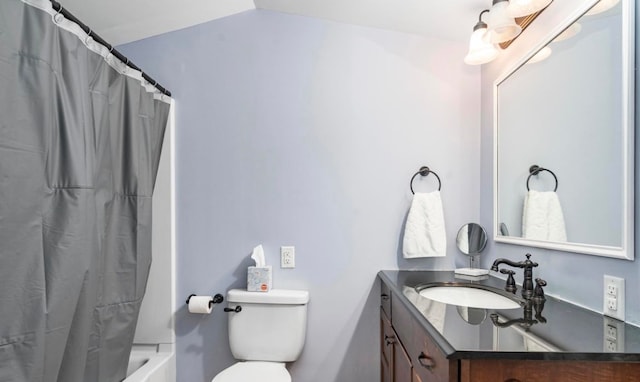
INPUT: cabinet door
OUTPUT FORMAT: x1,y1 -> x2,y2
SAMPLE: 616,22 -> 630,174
381,356 -> 392,382
394,336 -> 413,382
392,296 -> 455,382
381,309 -> 394,382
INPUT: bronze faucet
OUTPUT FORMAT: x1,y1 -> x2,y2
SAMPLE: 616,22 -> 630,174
490,292 -> 548,330
491,253 -> 541,300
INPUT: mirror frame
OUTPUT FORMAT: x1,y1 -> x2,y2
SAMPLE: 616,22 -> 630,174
492,0 -> 635,260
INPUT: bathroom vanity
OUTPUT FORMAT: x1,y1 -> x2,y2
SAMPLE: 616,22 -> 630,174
379,270 -> 640,382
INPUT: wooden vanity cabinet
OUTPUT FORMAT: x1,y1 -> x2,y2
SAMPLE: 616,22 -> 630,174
381,283 -> 457,382
380,281 -> 640,382
381,307 -> 415,382
390,289 -> 457,382
381,279 -> 412,382
380,309 -> 394,382
458,359 -> 640,382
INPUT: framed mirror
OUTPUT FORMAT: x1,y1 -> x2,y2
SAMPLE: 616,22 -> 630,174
493,0 -> 635,259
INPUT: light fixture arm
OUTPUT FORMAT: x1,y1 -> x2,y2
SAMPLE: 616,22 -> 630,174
479,9 -> 490,22
474,9 -> 491,31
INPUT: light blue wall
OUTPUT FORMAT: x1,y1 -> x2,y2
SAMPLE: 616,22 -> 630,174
119,10 -> 480,382
480,0 -> 640,325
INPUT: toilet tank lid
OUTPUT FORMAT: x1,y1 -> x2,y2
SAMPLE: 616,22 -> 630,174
227,289 -> 309,304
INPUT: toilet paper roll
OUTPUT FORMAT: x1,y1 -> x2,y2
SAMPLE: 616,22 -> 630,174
188,295 -> 213,314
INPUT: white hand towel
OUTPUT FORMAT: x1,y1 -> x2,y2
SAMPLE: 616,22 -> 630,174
402,191 -> 447,258
522,190 -> 567,242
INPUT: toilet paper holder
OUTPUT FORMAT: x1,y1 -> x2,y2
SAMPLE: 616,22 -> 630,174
186,293 -> 224,308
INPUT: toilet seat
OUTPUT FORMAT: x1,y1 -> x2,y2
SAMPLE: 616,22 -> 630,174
212,361 -> 291,382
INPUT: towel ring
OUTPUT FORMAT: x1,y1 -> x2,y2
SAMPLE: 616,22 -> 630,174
410,166 -> 441,194
526,165 -> 558,191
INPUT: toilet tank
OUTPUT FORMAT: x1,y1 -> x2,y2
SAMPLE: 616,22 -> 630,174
226,289 -> 309,362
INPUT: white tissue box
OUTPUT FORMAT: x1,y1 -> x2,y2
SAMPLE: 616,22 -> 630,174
247,266 -> 272,292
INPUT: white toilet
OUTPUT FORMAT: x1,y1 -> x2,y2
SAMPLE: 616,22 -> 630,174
212,289 -> 310,382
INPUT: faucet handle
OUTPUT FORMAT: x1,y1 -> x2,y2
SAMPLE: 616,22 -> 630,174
534,278 -> 547,300
525,253 -> 539,267
500,269 -> 517,294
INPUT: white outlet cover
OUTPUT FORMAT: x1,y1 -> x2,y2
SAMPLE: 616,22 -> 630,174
603,317 -> 625,352
280,246 -> 295,269
603,275 -> 625,321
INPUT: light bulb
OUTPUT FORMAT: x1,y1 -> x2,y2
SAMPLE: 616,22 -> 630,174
486,0 -> 522,44
464,27 -> 500,65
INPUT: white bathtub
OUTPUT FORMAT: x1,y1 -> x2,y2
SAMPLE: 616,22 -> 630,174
124,344 -> 176,382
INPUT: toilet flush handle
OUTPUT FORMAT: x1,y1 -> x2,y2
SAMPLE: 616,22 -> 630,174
224,306 -> 242,313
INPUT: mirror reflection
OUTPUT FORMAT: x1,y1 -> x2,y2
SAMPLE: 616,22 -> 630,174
457,306 -> 487,325
456,223 -> 488,256
494,0 -> 633,258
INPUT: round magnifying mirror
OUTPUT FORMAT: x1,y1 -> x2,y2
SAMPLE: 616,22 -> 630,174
456,223 -> 488,256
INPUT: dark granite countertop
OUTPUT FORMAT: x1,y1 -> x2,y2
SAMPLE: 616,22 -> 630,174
379,270 -> 640,362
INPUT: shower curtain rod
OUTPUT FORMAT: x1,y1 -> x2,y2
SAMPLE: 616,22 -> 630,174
49,0 -> 172,97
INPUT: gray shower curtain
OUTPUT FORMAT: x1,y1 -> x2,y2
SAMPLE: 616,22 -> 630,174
0,1 -> 170,381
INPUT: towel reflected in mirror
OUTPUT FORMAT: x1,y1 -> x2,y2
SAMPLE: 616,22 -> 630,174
522,190 -> 567,242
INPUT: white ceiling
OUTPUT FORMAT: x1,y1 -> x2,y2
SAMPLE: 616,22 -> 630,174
254,0 -> 488,43
59,0 -> 488,46
60,0 -> 256,45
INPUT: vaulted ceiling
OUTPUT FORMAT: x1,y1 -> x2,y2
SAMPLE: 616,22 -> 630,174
59,0 -> 487,46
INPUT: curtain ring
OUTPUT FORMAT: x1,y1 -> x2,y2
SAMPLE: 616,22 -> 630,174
121,58 -> 130,74
85,29 -> 93,45
103,46 -> 115,64
53,6 -> 64,24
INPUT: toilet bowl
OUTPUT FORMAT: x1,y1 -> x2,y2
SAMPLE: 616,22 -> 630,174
211,289 -> 309,382
212,361 -> 290,382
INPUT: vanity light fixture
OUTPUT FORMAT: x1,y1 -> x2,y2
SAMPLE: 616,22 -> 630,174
485,0 -> 522,44
585,0 -> 620,15
464,0 -> 552,65
506,0 -> 552,18
464,10 -> 501,65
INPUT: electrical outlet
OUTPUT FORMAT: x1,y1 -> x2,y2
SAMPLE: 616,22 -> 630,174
603,275 -> 625,321
603,317 -> 625,352
605,339 -> 617,352
607,297 -> 617,311
280,246 -> 295,269
605,324 -> 617,340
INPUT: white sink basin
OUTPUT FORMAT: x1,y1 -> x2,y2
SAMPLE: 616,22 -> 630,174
417,285 -> 521,310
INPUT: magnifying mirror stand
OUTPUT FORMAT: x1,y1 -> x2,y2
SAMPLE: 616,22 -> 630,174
455,223 -> 490,277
